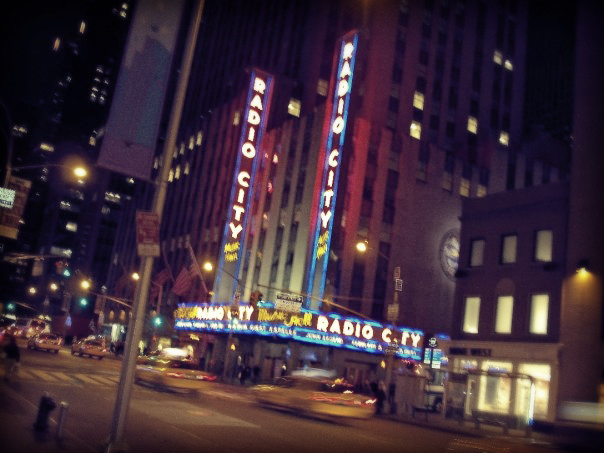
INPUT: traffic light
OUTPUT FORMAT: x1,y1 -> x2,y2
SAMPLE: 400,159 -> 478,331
153,316 -> 162,327
79,297 -> 88,307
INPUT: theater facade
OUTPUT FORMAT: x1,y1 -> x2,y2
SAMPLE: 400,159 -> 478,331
174,300 -> 425,386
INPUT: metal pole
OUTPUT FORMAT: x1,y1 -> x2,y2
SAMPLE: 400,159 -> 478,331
104,1 -> 204,451
55,401 -> 69,440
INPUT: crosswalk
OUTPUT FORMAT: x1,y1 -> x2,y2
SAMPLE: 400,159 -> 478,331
18,368 -> 120,386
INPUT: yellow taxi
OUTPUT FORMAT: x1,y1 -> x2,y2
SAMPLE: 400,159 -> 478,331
135,348 -> 217,391
251,370 -> 376,419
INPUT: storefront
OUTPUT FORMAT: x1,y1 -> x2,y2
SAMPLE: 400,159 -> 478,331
445,341 -> 561,423
173,301 -> 425,385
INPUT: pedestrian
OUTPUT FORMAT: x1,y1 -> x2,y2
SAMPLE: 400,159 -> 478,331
3,335 -> 20,383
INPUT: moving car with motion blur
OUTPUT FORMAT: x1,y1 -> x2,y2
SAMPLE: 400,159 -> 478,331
71,336 -> 108,359
27,332 -> 63,354
250,369 -> 376,419
135,347 -> 217,391
8,317 -> 48,339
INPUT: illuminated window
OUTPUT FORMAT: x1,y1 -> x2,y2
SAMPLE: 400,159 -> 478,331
470,239 -> 485,267
467,116 -> 478,134
175,165 -> 181,180
518,363 -> 551,419
504,59 -> 513,71
79,21 -> 86,34
89,136 -> 96,147
317,79 -> 329,96
534,229 -> 553,262
65,222 -> 78,232
288,98 -> 301,117
196,131 -> 203,146
53,37 -> 61,52
501,234 -> 517,264
184,162 -> 190,175
179,143 -> 185,155
476,184 -> 487,197
493,50 -> 503,65
463,296 -> 480,333
530,294 -> 549,334
168,169 -> 174,182
233,111 -> 240,126
40,142 -> 55,152
153,157 -> 159,170
413,91 -> 425,110
495,296 -> 513,333
188,136 -> 194,150
410,121 -> 422,139
499,131 -> 509,146
459,178 -> 470,197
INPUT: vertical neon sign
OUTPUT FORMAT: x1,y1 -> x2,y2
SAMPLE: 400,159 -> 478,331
306,31 -> 358,309
214,69 -> 274,302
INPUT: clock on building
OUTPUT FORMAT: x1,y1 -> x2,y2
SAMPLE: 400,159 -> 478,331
440,230 -> 460,279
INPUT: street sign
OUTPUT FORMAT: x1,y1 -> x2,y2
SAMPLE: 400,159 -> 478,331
275,292 -> 303,313
395,278 -> 403,291
135,210 -> 160,257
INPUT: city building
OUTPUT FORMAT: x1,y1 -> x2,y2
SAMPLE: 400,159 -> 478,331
0,1 -> 135,335
106,0 -> 570,387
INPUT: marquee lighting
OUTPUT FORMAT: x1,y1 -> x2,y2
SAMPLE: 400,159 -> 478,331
306,30 -> 359,309
174,301 -> 424,361
214,68 -> 273,302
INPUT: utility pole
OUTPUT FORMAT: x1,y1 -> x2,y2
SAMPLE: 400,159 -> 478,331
104,1 -> 205,451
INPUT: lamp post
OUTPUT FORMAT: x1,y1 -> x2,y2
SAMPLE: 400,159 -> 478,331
355,239 -> 402,413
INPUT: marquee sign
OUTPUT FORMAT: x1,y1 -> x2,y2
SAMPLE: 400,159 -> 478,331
214,69 -> 274,302
306,30 -> 358,309
174,301 -> 424,361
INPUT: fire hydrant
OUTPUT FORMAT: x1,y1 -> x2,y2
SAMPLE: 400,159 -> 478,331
33,392 -> 57,432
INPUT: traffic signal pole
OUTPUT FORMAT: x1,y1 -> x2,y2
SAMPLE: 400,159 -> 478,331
104,1 -> 204,451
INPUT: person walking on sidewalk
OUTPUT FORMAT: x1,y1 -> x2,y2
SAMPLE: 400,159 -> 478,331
3,335 -> 20,383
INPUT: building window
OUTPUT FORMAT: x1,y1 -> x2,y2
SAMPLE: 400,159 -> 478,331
288,98 -> 301,117
501,234 -> 517,264
65,222 -> 78,232
530,294 -> 549,334
495,296 -> 513,333
459,178 -> 470,197
493,50 -> 503,65
470,239 -> 485,267
410,121 -> 422,139
499,131 -> 509,146
463,296 -> 480,333
504,59 -> 513,71
467,116 -> 478,134
317,79 -> 329,96
534,230 -> 553,262
413,91 -> 425,110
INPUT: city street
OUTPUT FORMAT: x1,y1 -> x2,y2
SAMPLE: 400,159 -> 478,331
2,342 -> 597,453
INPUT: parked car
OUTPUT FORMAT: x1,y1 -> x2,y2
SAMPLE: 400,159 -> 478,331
250,375 -> 376,419
71,337 -> 108,359
27,333 -> 63,353
135,352 -> 217,391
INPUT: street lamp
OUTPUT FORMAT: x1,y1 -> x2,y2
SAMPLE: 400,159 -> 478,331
355,239 -> 402,414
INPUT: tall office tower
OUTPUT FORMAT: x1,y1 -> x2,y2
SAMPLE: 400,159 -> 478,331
0,1 -> 133,319
111,0 -> 536,337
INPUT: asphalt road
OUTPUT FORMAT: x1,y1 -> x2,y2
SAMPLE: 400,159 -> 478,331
0,342 -> 596,453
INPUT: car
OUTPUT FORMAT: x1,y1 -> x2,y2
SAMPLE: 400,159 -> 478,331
9,318 -> 47,339
250,374 -> 376,419
27,333 -> 63,353
135,348 -> 217,391
71,337 -> 108,359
